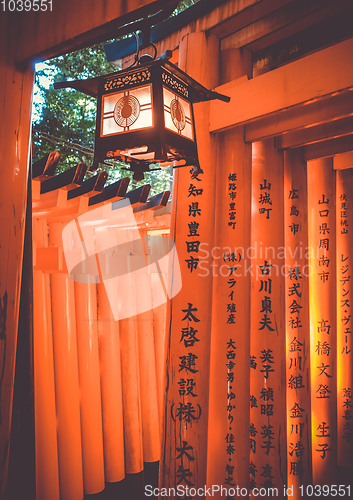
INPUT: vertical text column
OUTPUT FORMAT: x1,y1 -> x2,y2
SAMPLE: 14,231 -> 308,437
207,127 -> 251,497
284,150 -> 311,495
336,168 -> 353,466
160,32 -> 219,492
307,158 -> 337,484
250,139 -> 286,497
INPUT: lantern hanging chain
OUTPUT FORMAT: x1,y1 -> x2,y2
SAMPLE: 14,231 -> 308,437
123,32 -> 141,69
124,25 -> 158,70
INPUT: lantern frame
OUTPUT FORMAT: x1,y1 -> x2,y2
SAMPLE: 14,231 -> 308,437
54,56 -> 229,173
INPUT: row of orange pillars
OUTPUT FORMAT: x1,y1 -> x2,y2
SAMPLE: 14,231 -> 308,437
7,151 -> 172,500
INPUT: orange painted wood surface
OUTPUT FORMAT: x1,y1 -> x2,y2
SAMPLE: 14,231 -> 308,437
336,169 -> 353,467
136,271 -> 160,463
307,158 -> 337,484
119,285 -> 144,474
207,126 -> 251,495
97,282 -> 125,482
148,234 -> 170,431
15,0 -> 180,62
160,31 -> 219,491
245,90 -> 353,143
75,281 -> 105,494
210,38 -> 353,133
33,219 -> 60,500
250,139 -> 286,496
49,222 -> 84,500
284,150 -> 311,495
0,13 -> 34,498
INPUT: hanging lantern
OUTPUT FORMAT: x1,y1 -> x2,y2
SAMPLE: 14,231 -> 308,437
54,53 -> 229,180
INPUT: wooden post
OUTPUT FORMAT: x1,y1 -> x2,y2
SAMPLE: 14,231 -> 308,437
160,31 -> 219,491
206,47 -> 252,497
307,158 -> 337,485
97,280 -> 125,482
118,226 -> 144,474
0,14 -> 34,497
335,168 -> 353,467
284,150 -> 311,495
149,234 -> 170,435
49,222 -> 84,500
33,218 -> 60,500
75,280 -> 105,494
136,271 -> 160,463
207,127 -> 252,496
250,139 -> 286,496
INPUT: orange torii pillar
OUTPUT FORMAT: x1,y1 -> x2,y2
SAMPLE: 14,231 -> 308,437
307,158 -> 337,485
206,47 -> 252,498
206,127 -> 251,497
49,222 -> 84,500
134,232 -> 160,464
250,139 -> 286,497
97,279 -> 125,483
335,167 -> 353,467
149,235 -> 170,429
0,19 -> 33,496
115,227 -> 144,475
284,150 -> 311,495
75,279 -> 105,494
32,218 -> 60,500
160,31 -> 219,492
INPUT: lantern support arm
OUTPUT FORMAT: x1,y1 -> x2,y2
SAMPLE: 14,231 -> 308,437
206,90 -> 230,103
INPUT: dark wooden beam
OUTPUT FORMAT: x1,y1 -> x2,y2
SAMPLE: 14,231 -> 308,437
32,152 -> 60,180
88,177 -> 130,206
133,190 -> 170,213
112,184 -> 151,209
67,172 -> 108,199
40,163 -> 87,194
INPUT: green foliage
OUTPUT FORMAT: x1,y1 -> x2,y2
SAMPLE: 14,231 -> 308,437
32,44 -> 114,171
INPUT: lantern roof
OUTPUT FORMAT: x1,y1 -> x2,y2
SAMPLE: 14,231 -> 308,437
53,58 -> 230,103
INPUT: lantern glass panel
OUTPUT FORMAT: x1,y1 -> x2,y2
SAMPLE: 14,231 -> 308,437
163,87 -> 193,141
101,84 -> 153,137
